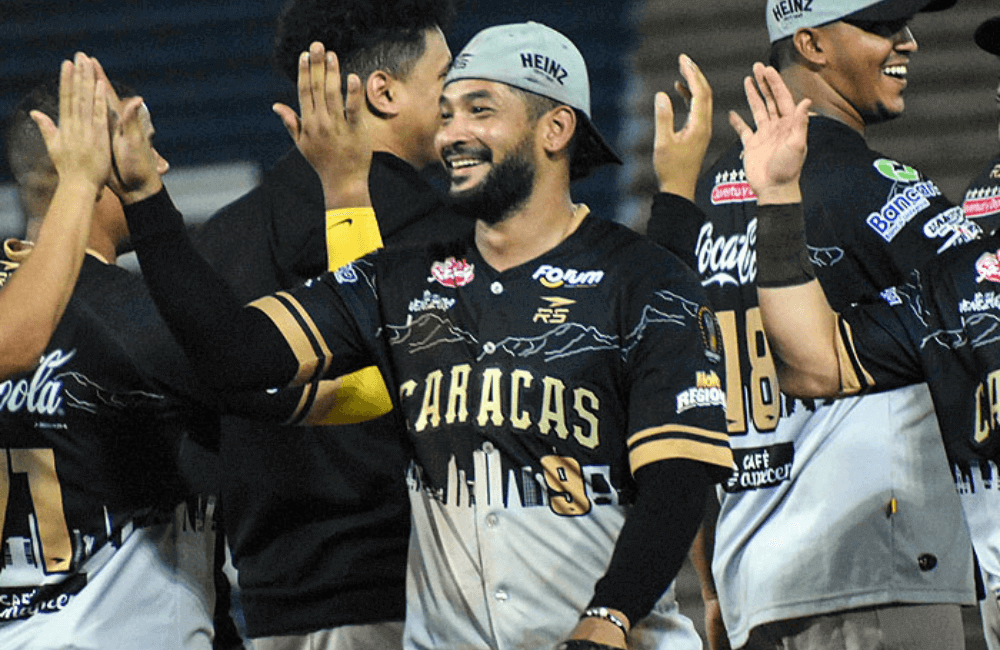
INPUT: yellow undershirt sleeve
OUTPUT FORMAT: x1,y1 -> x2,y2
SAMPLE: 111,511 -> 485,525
312,207 -> 394,425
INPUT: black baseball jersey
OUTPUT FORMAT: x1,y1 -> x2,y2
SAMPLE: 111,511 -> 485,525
963,153 -> 1000,237
0,245 -> 215,648
647,116 -> 979,646
249,208 -> 732,649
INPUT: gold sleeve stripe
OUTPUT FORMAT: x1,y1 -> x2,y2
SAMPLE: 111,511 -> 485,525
277,291 -> 334,380
326,207 -> 384,270
629,438 -> 734,474
627,423 -> 729,449
836,315 -> 874,395
285,381 -> 316,424
249,294 -> 323,386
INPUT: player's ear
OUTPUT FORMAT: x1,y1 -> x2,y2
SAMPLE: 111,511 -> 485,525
365,70 -> 400,118
793,27 -> 827,67
540,105 -> 576,156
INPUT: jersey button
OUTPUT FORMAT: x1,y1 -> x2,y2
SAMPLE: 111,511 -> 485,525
486,513 -> 499,527
918,554 -> 938,571
483,342 -> 496,354
490,281 -> 503,295
494,589 -> 509,602
482,442 -> 495,454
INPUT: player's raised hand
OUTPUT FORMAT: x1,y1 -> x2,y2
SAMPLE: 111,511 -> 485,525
107,94 -> 165,205
273,42 -> 372,208
729,63 -> 810,205
31,52 -> 111,196
653,54 -> 712,201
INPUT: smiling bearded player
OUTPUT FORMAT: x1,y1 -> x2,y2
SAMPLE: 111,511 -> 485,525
100,20 -> 734,650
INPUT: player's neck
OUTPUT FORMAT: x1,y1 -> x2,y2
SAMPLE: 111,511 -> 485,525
474,184 -> 580,273
784,66 -> 866,136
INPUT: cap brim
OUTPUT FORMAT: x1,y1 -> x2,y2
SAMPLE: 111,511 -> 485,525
574,111 -> 622,179
976,17 -> 1000,56
846,0 -> 956,22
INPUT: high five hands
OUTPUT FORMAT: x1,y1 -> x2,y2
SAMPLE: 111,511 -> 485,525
273,42 -> 373,208
653,54 -> 713,201
729,63 -> 811,205
30,53 -> 111,201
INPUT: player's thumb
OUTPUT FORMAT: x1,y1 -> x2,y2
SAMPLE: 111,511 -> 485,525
272,103 -> 301,141
30,110 -> 58,147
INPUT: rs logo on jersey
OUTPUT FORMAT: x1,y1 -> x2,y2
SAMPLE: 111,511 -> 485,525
975,251 -> 1000,284
533,297 -> 576,324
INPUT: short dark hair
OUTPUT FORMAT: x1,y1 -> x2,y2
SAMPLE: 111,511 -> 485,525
768,36 -> 797,71
5,78 -> 135,179
508,87 -> 611,182
273,0 -> 456,88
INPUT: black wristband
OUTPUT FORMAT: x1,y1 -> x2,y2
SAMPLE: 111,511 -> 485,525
555,641 -> 621,650
755,202 -> 816,288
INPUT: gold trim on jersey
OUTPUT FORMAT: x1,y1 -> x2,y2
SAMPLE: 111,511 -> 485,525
249,292 -> 332,386
835,315 -> 874,395
628,424 -> 732,473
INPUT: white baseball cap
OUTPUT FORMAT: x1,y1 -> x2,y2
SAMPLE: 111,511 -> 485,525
445,21 -> 622,175
766,0 -> 956,43
975,16 -> 1000,57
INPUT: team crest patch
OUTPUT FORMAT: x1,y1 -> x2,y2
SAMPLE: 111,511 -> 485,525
676,370 -> 725,413
333,264 -> 358,284
976,251 -> 1000,284
429,257 -> 475,288
698,306 -> 723,364
710,170 -> 756,205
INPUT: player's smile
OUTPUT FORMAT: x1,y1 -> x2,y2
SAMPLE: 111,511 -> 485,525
441,143 -> 494,190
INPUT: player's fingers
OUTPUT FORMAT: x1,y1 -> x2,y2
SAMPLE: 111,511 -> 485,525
272,103 -> 302,140
761,64 -> 796,117
743,75 -> 766,129
57,59 -> 73,133
30,110 -> 58,147
728,109 -> 753,146
752,62 -> 779,119
324,51 -> 344,123
295,50 -> 311,117
93,78 -> 109,141
78,54 -> 97,128
680,54 -> 712,136
674,80 -> 692,107
344,73 -> 363,128
309,42 -> 327,119
653,91 -> 676,145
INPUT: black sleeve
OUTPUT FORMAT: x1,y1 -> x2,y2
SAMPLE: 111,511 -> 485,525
123,187 -> 299,392
588,458 -> 710,626
646,193 -> 706,266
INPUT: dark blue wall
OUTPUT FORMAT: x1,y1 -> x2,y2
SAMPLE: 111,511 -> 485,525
1,0 -> 634,218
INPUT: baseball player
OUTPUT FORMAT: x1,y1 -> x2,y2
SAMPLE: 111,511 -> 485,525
189,2 -> 467,647
0,56 -> 217,649
0,55 -> 113,381
647,1 -> 977,648
106,21 -> 733,650
962,17 -> 1000,238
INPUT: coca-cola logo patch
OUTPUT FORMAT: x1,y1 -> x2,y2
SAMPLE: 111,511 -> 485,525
976,251 -> 1000,284
428,257 -> 475,288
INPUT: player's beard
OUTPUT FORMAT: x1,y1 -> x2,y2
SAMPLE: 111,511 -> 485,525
445,136 -> 536,225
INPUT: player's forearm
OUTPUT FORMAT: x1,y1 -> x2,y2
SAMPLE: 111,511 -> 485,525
123,186 -> 299,391
586,459 -> 709,631
646,192 -> 706,263
0,180 -> 97,378
754,202 -> 842,397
